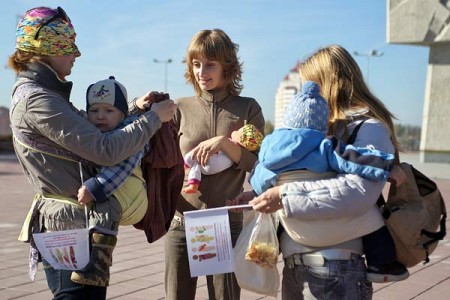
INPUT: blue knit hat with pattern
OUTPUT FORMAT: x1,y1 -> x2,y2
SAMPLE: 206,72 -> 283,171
282,81 -> 329,133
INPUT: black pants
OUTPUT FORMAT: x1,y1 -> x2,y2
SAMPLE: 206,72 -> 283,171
362,225 -> 397,267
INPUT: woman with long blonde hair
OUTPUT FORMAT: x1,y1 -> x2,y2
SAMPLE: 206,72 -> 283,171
8,6 -> 176,299
235,44 -> 403,299
300,45 -> 398,145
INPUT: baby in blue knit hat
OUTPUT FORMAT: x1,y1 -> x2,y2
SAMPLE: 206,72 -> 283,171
249,81 -> 409,283
281,81 -> 329,132
250,80 -> 396,193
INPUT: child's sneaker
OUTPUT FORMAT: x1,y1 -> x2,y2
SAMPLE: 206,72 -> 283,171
366,261 -> 409,283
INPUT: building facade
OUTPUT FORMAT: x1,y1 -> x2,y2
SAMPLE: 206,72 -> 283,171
274,63 -> 301,128
388,0 -> 450,163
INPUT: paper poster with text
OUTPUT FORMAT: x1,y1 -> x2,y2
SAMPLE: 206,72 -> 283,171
33,228 -> 90,270
184,208 -> 234,277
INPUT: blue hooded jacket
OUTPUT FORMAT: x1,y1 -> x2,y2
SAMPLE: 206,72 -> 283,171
250,126 -> 394,195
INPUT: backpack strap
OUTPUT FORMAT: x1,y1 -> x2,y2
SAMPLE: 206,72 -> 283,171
346,119 -> 388,208
346,119 -> 366,145
422,212 -> 447,264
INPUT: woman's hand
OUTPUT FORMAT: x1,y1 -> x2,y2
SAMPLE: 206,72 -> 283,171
150,99 -> 177,123
249,186 -> 283,213
190,136 -> 226,166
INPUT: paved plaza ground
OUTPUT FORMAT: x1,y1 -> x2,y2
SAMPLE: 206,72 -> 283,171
1,151 -> 449,299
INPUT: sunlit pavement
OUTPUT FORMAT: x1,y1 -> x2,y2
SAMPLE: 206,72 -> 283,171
1,151 -> 449,299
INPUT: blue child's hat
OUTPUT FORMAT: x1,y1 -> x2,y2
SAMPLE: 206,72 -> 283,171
281,81 -> 329,133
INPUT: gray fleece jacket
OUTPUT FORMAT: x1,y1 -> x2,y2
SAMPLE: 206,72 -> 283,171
11,62 -> 161,233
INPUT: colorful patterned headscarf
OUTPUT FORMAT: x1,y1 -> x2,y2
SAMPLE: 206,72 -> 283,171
16,6 -> 78,56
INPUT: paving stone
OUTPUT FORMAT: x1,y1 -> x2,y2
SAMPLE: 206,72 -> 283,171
1,152 -> 449,299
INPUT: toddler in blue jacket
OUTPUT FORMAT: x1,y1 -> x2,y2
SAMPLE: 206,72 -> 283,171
250,81 -> 409,283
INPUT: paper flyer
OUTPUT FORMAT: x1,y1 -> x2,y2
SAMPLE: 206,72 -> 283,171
184,207 -> 234,277
33,228 -> 90,270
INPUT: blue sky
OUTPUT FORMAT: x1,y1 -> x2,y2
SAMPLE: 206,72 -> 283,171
0,0 -> 429,126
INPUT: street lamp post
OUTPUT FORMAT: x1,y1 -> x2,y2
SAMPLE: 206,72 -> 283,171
353,49 -> 384,84
153,58 -> 173,92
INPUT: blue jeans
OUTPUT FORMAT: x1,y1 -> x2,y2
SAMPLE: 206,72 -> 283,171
164,216 -> 242,300
281,254 -> 373,300
43,259 -> 107,300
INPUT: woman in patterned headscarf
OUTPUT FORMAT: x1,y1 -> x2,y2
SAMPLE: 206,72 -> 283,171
8,6 -> 176,299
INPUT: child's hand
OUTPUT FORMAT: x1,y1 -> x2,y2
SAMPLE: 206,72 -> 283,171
77,186 -> 94,205
388,165 -> 407,187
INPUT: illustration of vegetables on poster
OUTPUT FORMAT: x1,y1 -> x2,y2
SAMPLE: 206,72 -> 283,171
184,207 -> 235,277
33,228 -> 90,270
